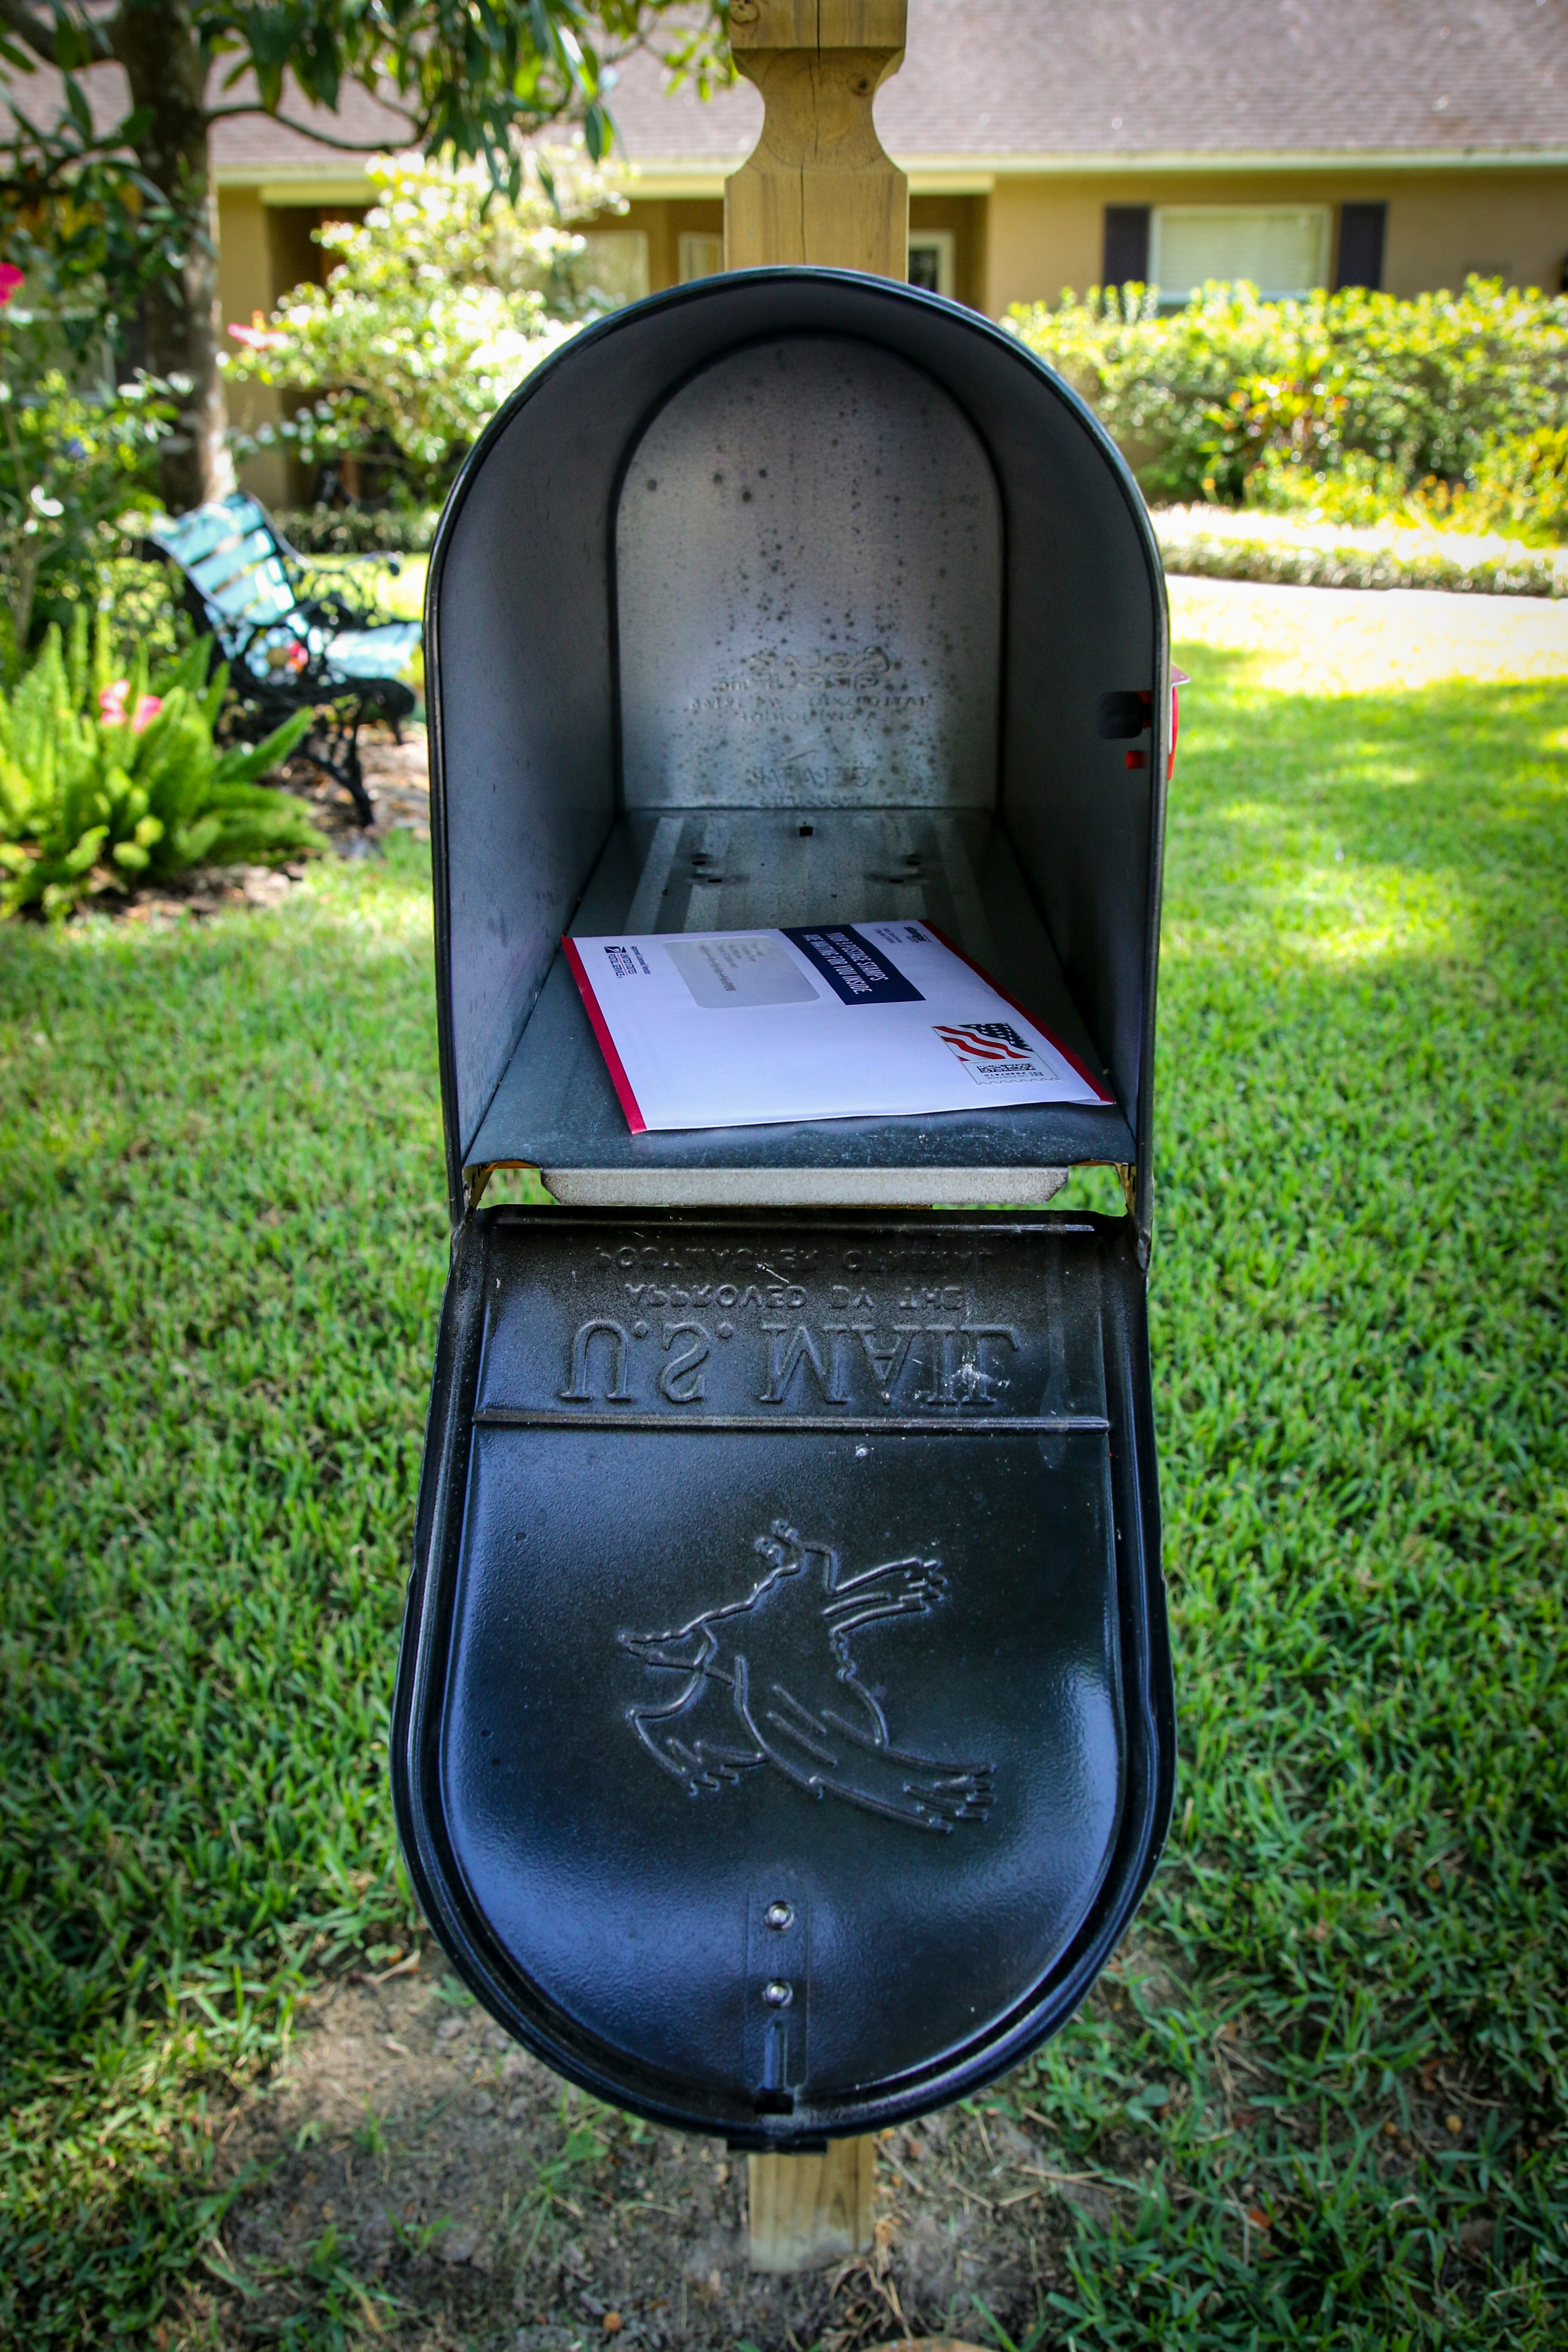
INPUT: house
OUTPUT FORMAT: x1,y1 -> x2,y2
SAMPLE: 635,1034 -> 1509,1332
8,0 -> 1567,503
558,0 -> 1568,311
212,0 -> 1568,324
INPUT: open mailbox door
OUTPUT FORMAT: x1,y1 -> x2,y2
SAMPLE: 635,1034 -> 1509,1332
393,270 -> 1176,2145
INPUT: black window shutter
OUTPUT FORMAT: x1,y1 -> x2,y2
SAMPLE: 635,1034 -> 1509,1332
1103,205 -> 1151,287
1335,202 -> 1387,291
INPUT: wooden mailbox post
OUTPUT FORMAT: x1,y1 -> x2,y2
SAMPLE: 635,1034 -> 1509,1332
723,0 -> 910,2279
725,0 -> 910,281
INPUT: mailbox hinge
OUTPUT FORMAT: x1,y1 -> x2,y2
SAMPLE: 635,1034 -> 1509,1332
1116,1161 -> 1154,1271
462,1164 -> 496,1216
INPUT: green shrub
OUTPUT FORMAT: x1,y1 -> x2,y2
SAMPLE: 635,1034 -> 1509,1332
0,611 -> 324,919
0,371 -> 177,671
223,148 -> 623,509
1244,446 -> 1424,528
274,503 -> 441,557
1008,278 -> 1568,521
1243,430 -> 1568,546
1466,426 -> 1568,543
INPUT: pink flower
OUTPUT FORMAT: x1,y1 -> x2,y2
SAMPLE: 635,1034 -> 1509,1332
98,680 -> 163,731
227,308 -> 288,350
0,263 -> 23,306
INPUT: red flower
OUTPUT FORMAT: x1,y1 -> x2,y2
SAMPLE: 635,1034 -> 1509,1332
0,262 -> 24,306
227,308 -> 288,351
99,680 -> 163,732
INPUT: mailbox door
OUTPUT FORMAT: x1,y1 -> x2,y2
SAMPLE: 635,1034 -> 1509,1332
394,1206 -> 1172,2145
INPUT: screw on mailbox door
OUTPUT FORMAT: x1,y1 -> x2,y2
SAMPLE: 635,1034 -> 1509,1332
763,1979 -> 793,2006
765,1901 -> 794,1930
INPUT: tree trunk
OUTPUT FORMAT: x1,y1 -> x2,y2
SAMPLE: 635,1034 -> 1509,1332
111,2 -> 235,511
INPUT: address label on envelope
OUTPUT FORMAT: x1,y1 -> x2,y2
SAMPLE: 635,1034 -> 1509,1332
563,920 -> 1111,1134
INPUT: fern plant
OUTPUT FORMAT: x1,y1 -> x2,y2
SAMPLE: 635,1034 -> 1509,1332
0,609 -> 324,918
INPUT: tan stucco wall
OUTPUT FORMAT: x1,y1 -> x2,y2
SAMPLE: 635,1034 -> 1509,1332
216,189 -> 289,506
909,194 -> 986,306
983,168 -> 1568,313
214,166 -> 1566,498
1380,171 -> 1566,295
612,190 -> 986,300
217,193 -> 364,504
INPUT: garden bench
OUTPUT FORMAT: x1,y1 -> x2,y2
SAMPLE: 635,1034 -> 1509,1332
146,492 -> 422,825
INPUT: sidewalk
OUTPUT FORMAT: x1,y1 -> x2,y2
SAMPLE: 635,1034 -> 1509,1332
1170,573 -> 1568,694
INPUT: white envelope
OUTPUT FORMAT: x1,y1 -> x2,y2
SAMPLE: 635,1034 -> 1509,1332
564,919 -> 1110,1133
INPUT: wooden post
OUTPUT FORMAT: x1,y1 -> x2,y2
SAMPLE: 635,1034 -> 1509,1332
724,0 -> 909,279
747,2136 -> 875,2271
724,0 -> 908,2286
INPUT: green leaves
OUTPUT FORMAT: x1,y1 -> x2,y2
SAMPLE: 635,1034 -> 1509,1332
0,371 -> 177,664
221,150 -> 618,506
1009,279 -> 1568,521
207,0 -> 729,183
0,610 -> 322,917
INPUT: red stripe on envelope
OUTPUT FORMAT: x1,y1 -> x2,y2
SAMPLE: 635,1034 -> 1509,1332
563,936 -> 649,1135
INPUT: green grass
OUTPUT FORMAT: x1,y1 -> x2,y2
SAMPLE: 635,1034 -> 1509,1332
1,653 -> 1565,2345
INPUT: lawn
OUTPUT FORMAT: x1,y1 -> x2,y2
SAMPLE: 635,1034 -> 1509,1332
0,623 -> 1565,2347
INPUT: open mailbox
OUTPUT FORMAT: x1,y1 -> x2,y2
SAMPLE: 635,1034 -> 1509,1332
393,269 -> 1176,2146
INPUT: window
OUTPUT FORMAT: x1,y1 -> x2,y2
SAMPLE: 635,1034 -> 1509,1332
908,231 -> 956,299
1149,206 -> 1331,303
1335,202 -> 1386,292
1103,205 -> 1150,287
578,231 -> 650,310
678,232 -> 725,283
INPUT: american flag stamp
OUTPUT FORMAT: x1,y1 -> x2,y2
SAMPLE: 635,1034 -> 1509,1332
933,1020 -> 1049,1083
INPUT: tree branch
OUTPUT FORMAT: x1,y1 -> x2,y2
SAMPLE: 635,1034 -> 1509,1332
0,0 -> 113,66
200,104 -> 421,151
0,0 -> 61,63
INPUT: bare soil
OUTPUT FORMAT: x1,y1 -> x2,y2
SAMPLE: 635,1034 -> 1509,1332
283,723 -> 433,849
188,1948 -> 1099,2352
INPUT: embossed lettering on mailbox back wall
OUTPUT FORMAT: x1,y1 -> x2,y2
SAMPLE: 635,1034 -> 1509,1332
615,339 -> 1004,812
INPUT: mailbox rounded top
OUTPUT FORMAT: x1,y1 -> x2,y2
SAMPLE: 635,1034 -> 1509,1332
434,264 -> 1160,592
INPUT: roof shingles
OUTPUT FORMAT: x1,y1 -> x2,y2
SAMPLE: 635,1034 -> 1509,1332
4,0 -> 1565,169
608,0 -> 1568,159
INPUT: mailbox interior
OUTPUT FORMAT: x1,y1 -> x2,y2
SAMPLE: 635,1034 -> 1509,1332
427,271 -> 1169,1225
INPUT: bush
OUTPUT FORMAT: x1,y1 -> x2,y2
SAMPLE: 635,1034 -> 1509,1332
0,610 -> 325,919
0,370 -> 175,671
273,504 -> 441,557
1153,504 -> 1568,598
223,148 -> 623,509
1007,279 -> 1568,527
1466,426 -> 1568,543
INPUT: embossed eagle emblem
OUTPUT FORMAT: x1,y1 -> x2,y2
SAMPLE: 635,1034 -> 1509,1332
619,1521 -> 994,1833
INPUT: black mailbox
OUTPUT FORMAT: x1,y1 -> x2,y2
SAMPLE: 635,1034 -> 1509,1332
393,269 -> 1175,2147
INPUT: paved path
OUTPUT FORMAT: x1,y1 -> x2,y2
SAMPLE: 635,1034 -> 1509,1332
1169,574 -> 1568,693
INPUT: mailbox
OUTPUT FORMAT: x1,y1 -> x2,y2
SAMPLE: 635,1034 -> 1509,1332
392,268 -> 1175,2147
